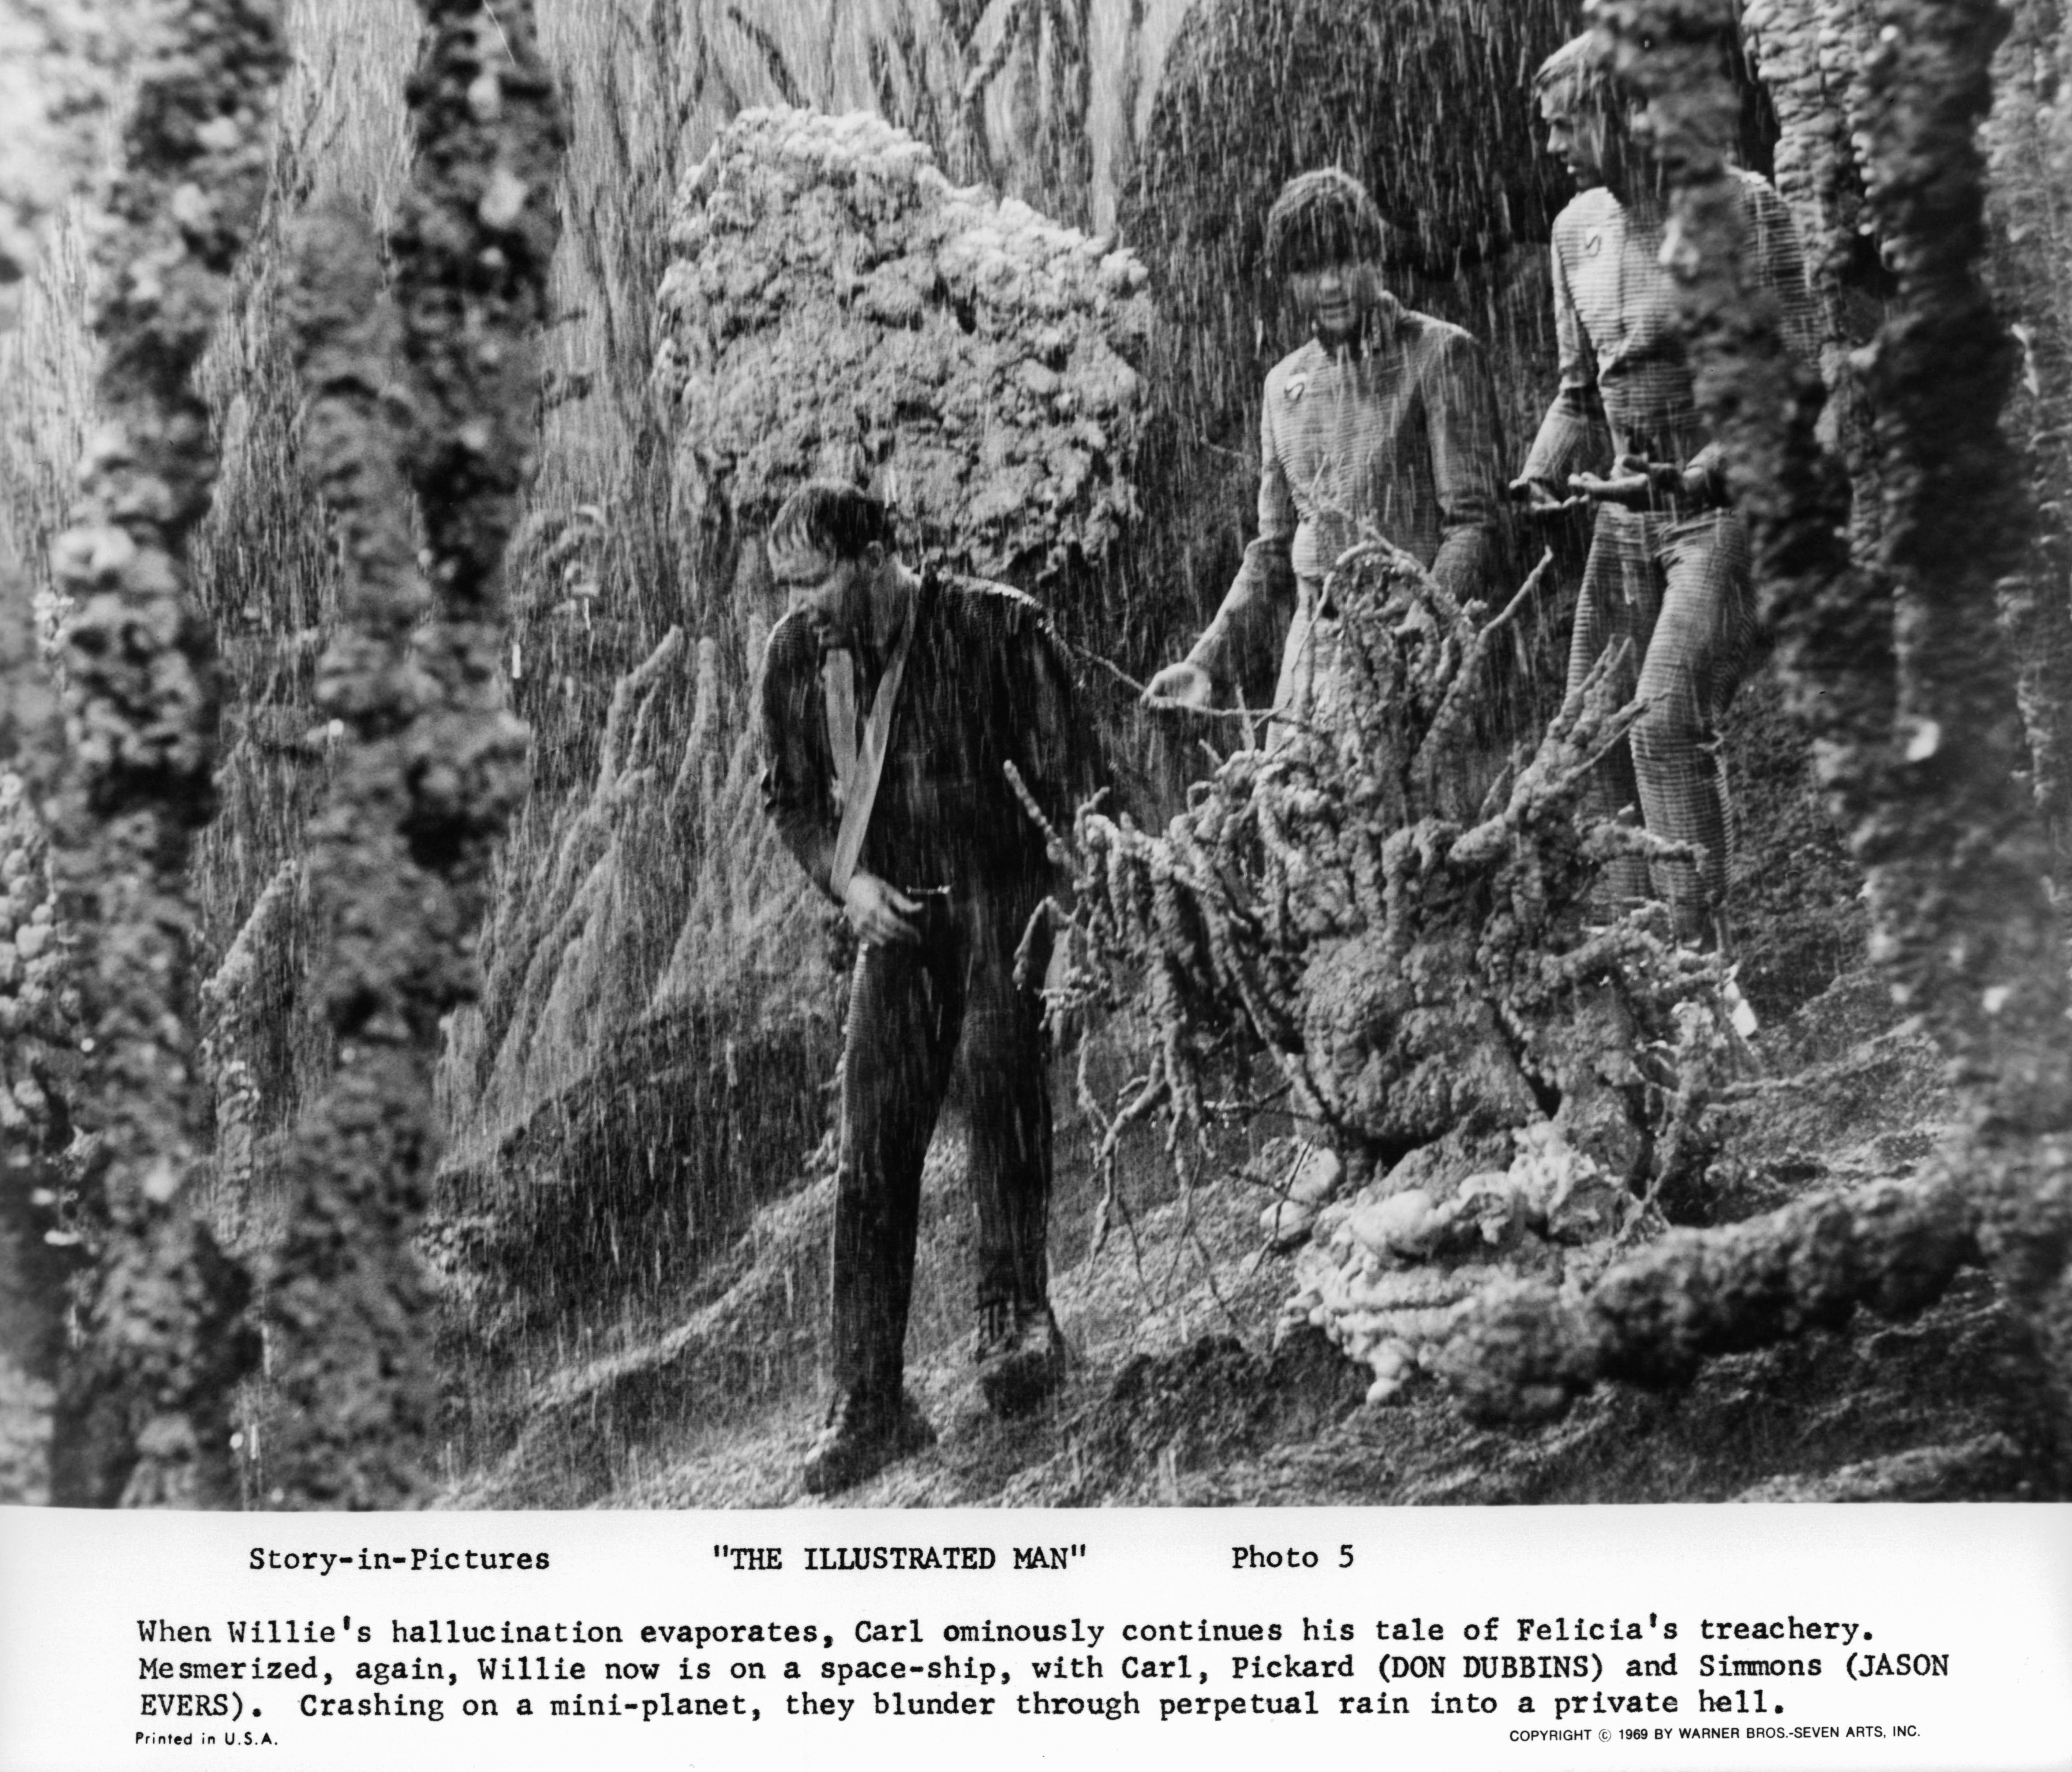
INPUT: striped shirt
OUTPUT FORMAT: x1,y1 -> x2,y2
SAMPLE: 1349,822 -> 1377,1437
1187,296 -> 1506,690
1522,169 -> 1819,492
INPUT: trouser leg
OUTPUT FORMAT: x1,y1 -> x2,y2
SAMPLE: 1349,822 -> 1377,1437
1630,510 -> 1758,944
1569,508 -> 1653,909
831,933 -> 962,1400
958,894 -> 1053,1313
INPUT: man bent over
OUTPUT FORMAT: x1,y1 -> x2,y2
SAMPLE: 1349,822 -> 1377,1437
759,481 -> 1100,1494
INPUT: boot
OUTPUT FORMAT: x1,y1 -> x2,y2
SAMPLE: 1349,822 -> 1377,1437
802,1388 -> 935,1496
975,1300 -> 1069,1418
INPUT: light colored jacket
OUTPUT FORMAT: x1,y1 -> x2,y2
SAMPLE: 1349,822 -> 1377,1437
1187,296 -> 1506,721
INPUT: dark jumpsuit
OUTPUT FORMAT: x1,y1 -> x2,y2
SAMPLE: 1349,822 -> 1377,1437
760,569 -> 1097,1403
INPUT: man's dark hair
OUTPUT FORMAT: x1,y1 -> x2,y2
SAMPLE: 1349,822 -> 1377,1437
768,479 -> 897,562
1262,168 -> 1394,279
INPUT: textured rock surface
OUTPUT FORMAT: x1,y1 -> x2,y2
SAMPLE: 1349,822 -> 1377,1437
263,0 -> 564,1510
0,0 -> 112,1511
0,0 -> 116,333
656,106 -> 1151,623
1048,536 -> 1736,1399
0,770 -> 79,1504
1985,0 -> 2072,867
41,0 -> 289,1510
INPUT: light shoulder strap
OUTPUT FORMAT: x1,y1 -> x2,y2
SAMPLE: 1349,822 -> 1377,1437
821,651 -> 859,804
826,600 -> 917,898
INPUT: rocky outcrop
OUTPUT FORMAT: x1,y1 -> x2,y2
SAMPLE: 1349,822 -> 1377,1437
0,0 -> 113,1511
657,106 -> 1152,629
1046,535 -> 1738,1400
0,0 -> 117,332
42,0 -> 289,1511
263,0 -> 565,1510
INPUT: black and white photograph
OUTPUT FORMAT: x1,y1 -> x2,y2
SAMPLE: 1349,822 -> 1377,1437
1,0 -> 2070,1765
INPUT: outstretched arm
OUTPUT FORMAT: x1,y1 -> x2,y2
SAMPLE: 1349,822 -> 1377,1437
1016,610 -> 1107,828
1427,328 -> 1507,604
1158,394 -> 1297,704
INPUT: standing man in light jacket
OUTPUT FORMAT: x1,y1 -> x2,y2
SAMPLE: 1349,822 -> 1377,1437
1512,32 -> 1818,948
1142,168 -> 1507,730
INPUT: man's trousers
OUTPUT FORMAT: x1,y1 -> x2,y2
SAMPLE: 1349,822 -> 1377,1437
1567,502 -> 1759,944
830,885 -> 1052,1402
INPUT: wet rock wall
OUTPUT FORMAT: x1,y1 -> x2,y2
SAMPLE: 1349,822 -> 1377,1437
46,0 -> 2057,1487
0,0 -> 117,334
41,0 -> 288,1510
1983,0 -> 2072,865
263,0 -> 564,1510
0,0 -> 115,1506
655,107 -> 1153,642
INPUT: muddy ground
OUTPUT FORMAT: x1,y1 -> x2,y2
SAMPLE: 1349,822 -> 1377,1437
435,831 -> 2061,1513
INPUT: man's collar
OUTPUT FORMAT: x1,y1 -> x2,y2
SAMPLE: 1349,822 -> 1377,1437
1364,290 -> 1403,350
842,562 -> 927,681
876,563 -> 923,657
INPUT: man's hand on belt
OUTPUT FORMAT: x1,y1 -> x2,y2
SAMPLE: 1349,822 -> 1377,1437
1570,452 -> 1705,510
1507,472 -> 1590,517
844,871 -> 924,946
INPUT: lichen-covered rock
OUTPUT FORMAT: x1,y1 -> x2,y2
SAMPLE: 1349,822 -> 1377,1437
261,0 -> 565,1511
0,0 -> 116,334
655,106 -> 1151,598
0,764 -> 81,1505
0,770 -> 78,1163
38,0 -> 288,1511
1741,0 -> 1878,294
1299,930 -> 1545,1152
1284,1118 -> 1643,1402
0,0 -> 113,1507
1052,535 -> 1737,1405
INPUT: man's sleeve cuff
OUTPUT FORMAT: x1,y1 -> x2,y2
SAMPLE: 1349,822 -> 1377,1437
1520,406 -> 1605,489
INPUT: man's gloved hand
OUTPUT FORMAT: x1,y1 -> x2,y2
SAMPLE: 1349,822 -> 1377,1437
843,871 -> 923,946
1507,472 -> 1590,517
1569,452 -> 1698,511
1141,659 -> 1214,709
